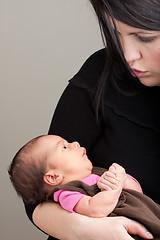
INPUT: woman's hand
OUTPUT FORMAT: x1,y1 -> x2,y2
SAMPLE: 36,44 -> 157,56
79,216 -> 153,240
33,202 -> 153,240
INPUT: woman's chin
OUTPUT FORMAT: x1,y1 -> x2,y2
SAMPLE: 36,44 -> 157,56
139,76 -> 160,87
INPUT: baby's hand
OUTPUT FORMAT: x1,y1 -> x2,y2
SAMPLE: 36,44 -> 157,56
97,163 -> 126,191
112,163 -> 127,189
97,164 -> 118,191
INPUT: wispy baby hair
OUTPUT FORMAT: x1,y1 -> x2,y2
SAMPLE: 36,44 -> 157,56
8,135 -> 48,204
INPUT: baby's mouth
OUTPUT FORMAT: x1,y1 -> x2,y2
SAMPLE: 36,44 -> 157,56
82,148 -> 86,157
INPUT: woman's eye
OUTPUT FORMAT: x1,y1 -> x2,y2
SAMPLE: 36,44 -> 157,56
62,146 -> 67,150
137,35 -> 155,43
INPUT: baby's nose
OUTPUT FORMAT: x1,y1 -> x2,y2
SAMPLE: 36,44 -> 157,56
71,141 -> 80,148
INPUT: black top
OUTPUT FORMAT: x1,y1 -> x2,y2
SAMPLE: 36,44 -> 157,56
25,49 -> 160,240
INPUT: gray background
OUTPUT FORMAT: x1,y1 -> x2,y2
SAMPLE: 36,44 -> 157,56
1,1 -> 103,239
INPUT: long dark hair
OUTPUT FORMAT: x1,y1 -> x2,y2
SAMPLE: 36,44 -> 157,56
89,0 -> 160,118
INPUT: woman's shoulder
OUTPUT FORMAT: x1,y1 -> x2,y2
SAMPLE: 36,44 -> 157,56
69,48 -> 106,92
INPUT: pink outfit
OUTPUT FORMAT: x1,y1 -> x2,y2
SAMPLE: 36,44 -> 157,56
53,174 -> 100,212
53,173 -> 142,213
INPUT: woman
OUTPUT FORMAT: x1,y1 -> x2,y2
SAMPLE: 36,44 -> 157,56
25,0 -> 160,239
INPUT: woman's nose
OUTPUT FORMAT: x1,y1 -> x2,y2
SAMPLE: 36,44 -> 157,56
122,40 -> 141,65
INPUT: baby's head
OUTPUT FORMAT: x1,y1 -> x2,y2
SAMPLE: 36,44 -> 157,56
8,135 -> 49,204
8,135 -> 92,204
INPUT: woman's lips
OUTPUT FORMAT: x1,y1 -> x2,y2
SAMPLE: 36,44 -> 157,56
131,69 -> 148,78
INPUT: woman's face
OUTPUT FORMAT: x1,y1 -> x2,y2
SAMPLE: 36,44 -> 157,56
115,19 -> 160,87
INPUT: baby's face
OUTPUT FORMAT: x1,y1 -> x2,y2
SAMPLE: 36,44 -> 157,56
42,135 -> 93,181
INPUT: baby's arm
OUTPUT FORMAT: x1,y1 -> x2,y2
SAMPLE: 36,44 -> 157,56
74,163 -> 126,218
98,164 -> 143,193
124,174 -> 143,193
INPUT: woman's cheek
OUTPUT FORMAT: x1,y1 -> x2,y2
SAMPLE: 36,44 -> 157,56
148,47 -> 160,69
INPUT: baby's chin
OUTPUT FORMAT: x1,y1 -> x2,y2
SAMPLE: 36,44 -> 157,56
88,159 -> 93,171
84,162 -> 93,178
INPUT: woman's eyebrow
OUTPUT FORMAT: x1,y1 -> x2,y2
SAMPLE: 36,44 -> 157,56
113,27 -> 156,36
129,31 -> 155,35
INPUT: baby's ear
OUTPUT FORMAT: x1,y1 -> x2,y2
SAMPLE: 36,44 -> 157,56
43,170 -> 63,186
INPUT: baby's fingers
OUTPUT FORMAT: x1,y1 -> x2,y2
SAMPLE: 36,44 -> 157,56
105,171 -> 120,184
97,174 -> 119,191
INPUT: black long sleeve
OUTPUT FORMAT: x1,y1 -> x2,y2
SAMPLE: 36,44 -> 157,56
48,83 -> 102,154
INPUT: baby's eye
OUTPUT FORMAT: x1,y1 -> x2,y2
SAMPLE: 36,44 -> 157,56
62,146 -> 67,150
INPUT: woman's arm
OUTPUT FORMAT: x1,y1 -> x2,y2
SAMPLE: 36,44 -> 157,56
33,201 -> 153,240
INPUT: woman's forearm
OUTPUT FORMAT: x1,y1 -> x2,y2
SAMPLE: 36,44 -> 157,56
33,202 -> 82,240
32,201 -> 153,240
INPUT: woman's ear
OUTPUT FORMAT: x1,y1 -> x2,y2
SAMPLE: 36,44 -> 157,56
43,170 -> 63,186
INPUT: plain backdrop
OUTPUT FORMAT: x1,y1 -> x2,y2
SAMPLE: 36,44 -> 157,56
1,0 -> 103,239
